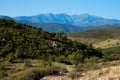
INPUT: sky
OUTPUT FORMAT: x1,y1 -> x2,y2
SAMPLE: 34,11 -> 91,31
0,0 -> 120,19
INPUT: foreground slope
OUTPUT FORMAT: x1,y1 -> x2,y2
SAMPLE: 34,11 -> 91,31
0,19 -> 102,60
0,19 -> 120,80
0,19 -> 103,80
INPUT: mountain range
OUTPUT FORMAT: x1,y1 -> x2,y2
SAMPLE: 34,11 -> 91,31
1,13 -> 120,33
14,13 -> 120,26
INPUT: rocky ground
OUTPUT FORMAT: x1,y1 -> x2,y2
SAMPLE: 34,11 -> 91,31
41,65 -> 120,80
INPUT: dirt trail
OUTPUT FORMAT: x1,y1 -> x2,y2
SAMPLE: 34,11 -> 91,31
40,73 -> 71,80
40,65 -> 73,80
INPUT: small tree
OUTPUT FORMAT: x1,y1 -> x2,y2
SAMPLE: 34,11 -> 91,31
68,50 -> 83,65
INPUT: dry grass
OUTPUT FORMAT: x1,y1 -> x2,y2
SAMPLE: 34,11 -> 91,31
69,37 -> 120,49
68,37 -> 101,44
93,39 -> 120,49
41,61 -> 120,80
79,65 -> 120,80
40,66 -> 120,80
3,59 -> 120,80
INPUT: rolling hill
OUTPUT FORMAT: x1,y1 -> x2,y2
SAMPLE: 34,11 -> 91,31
0,15 -> 14,20
68,27 -> 120,48
0,19 -> 102,63
16,20 -> 82,33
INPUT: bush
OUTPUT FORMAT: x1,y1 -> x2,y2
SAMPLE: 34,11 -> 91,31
26,68 -> 43,80
69,71 -> 81,80
52,65 -> 67,74
0,63 -> 5,70
0,70 -> 7,79
39,60 -> 67,74
68,50 -> 83,65
24,59 -> 32,68
55,55 -> 66,63
7,68 -> 42,80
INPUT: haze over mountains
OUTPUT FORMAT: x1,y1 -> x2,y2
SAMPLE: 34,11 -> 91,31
0,15 -> 14,21
1,13 -> 120,33
14,13 -> 120,26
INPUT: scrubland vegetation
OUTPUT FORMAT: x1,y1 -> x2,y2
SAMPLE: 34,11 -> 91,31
0,19 -> 120,80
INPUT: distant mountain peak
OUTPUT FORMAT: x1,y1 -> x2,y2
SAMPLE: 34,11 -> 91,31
79,13 -> 91,16
14,13 -> 120,27
73,13 -> 93,17
1,13 -> 120,33
0,15 -> 14,20
78,13 -> 103,19
35,13 -> 53,16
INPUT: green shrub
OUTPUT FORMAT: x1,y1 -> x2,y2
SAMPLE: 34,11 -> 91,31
0,64 -> 5,70
55,55 -> 66,63
24,59 -> 32,68
0,70 -> 7,79
39,60 -> 67,74
69,71 -> 81,80
68,50 -> 83,65
7,68 -> 42,80
52,65 -> 67,74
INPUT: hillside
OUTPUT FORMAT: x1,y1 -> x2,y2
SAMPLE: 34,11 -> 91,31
16,20 -> 82,33
0,15 -> 14,21
0,19 -> 103,80
69,27 -> 120,39
41,45 -> 120,80
34,23 -> 81,33
0,19 -> 103,60
0,19 -> 120,80
68,27 -> 120,48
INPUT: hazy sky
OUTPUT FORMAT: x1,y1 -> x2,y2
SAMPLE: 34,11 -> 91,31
0,0 -> 120,19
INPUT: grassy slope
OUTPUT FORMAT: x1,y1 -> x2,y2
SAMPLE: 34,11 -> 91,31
68,27 -> 120,48
103,46 -> 120,54
69,27 -> 120,39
